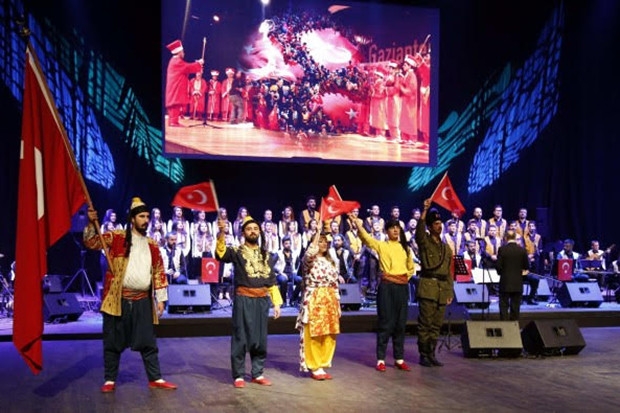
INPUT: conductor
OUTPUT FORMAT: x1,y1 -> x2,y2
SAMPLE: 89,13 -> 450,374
496,229 -> 530,321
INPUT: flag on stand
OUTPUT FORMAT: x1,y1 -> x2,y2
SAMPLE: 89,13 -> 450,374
14,44 -> 88,374
201,257 -> 220,283
171,181 -> 219,212
429,172 -> 466,217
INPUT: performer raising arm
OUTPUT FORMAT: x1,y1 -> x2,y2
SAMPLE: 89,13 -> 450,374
83,198 -> 177,393
415,199 -> 454,368
295,231 -> 341,380
350,216 -> 415,372
216,215 -> 282,388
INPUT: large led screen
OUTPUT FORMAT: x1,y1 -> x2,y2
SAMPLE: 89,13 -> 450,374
162,0 -> 439,166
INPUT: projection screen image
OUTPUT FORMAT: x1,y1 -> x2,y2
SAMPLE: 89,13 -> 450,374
162,0 -> 439,167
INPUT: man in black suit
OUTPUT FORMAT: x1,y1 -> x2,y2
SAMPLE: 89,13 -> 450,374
496,230 -> 530,321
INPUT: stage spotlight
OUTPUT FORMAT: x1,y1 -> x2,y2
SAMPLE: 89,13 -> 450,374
261,0 -> 270,6
213,15 -> 220,22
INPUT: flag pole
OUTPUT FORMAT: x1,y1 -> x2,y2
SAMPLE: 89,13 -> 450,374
429,171 -> 448,204
210,179 -> 220,211
26,42 -> 113,273
332,184 -> 343,200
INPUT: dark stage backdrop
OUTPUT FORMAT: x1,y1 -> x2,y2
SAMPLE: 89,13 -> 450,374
1,0 -> 619,279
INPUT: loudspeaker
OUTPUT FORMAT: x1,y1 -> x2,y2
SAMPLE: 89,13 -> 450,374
339,283 -> 362,311
407,301 -> 470,323
557,282 -> 603,308
522,279 -> 552,298
43,293 -> 84,322
461,321 -> 523,358
521,319 -> 586,356
167,284 -> 211,313
43,274 -> 64,293
454,283 -> 490,309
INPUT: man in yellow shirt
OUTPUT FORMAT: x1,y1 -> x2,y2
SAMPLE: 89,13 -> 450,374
351,217 -> 415,372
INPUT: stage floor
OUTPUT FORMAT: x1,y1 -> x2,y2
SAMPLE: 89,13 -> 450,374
1,328 -> 619,413
1,291 -> 619,341
164,119 -> 430,165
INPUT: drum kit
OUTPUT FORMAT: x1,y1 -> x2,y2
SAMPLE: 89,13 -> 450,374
0,253 -> 15,318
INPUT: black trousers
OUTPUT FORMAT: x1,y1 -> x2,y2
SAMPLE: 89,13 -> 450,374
376,282 -> 409,361
499,291 -> 522,321
102,297 -> 161,382
230,295 -> 270,380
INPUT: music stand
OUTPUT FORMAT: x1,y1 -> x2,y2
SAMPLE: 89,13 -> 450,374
438,255 -> 470,351
471,266 -> 499,319
63,207 -> 100,311
63,236 -> 100,311
453,255 -> 470,281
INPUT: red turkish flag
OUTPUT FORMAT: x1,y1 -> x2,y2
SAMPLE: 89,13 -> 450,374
320,197 -> 361,220
325,185 -> 343,203
14,45 -> 88,374
557,259 -> 573,281
172,181 -> 219,212
201,257 -> 220,283
430,172 -> 466,217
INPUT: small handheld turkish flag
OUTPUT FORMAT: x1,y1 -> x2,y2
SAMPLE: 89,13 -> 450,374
320,197 -> 360,220
172,181 -> 219,212
430,172 -> 466,217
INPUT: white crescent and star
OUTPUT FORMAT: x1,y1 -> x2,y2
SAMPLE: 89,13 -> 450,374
345,108 -> 358,119
441,187 -> 452,201
188,189 -> 208,205
561,262 -> 570,273
327,204 -> 339,215
205,261 -> 216,273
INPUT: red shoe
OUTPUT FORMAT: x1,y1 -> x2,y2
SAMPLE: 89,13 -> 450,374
101,382 -> 116,393
251,377 -> 272,386
323,373 -> 333,380
311,373 -> 326,381
375,362 -> 386,372
148,380 -> 178,390
233,379 -> 245,388
395,361 -> 411,371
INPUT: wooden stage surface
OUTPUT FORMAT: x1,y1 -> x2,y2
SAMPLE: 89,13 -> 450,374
163,118 -> 430,165
1,289 -> 620,412
1,327 -> 619,412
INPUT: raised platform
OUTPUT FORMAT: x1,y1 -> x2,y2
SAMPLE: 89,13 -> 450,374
1,293 -> 619,342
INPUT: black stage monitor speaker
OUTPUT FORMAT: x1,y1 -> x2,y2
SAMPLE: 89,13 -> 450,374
523,279 -> 552,298
168,284 -> 212,313
454,283 -> 490,309
461,320 -> 523,358
521,319 -> 586,356
557,282 -> 603,308
339,283 -> 362,311
43,293 -> 84,322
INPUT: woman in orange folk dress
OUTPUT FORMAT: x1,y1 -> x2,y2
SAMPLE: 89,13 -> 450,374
295,232 -> 341,380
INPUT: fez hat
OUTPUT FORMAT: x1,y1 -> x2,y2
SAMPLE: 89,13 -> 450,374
166,40 -> 183,55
